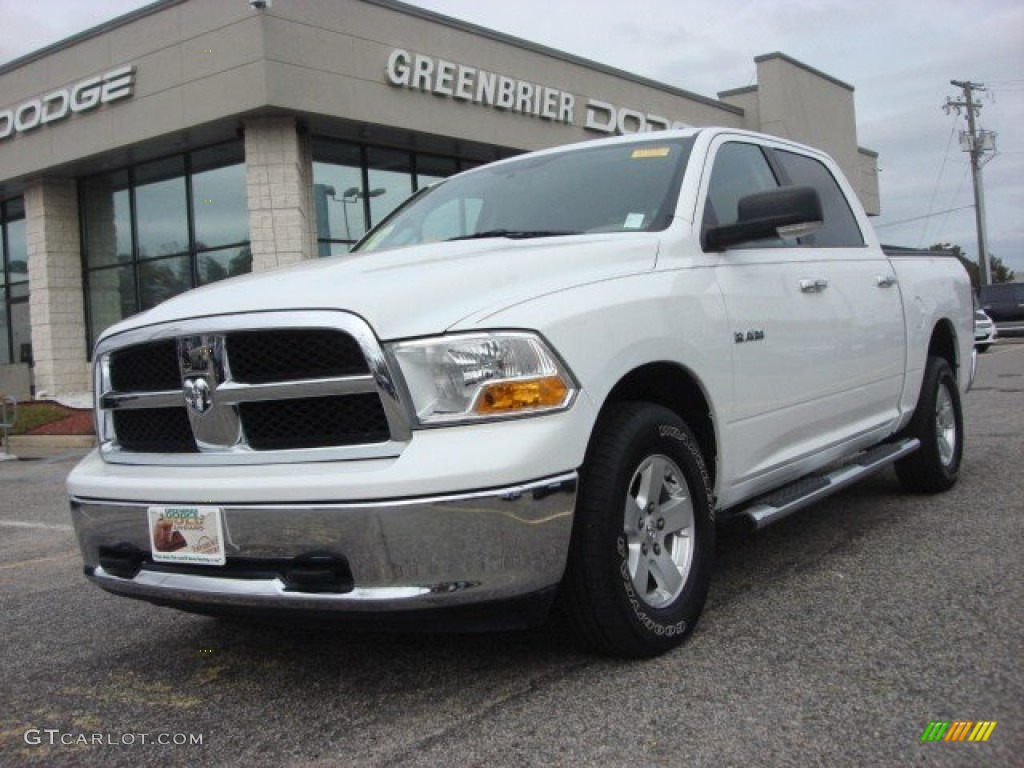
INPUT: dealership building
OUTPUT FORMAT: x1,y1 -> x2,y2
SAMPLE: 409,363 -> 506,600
0,0 -> 880,400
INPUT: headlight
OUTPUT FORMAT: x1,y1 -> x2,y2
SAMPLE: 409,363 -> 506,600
388,332 -> 577,426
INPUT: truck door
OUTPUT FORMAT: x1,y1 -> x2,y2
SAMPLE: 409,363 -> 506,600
771,148 -> 905,442
700,138 -> 845,495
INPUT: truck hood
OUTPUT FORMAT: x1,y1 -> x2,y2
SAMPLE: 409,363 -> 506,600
101,234 -> 659,342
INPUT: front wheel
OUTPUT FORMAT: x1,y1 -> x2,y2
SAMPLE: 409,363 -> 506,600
895,356 -> 964,493
556,403 -> 714,658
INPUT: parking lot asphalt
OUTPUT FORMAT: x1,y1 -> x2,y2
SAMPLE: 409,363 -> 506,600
1,340 -> 1021,767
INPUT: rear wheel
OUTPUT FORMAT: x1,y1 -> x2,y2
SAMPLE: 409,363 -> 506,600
557,402 -> 714,658
895,356 -> 963,493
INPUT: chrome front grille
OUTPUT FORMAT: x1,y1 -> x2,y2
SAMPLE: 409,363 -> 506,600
238,394 -> 389,450
113,407 -> 197,453
110,339 -> 180,391
226,330 -> 368,383
94,312 -> 410,465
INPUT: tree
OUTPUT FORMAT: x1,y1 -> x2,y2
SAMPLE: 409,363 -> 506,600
928,243 -> 1015,292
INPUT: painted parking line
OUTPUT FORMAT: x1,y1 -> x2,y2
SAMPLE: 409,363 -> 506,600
0,551 -> 79,570
0,520 -> 74,532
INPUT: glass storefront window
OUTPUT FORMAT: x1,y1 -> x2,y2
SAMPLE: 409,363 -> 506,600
0,294 -> 8,363
1,198 -> 28,364
86,264 -> 135,343
9,283 -> 31,365
81,171 -> 132,268
313,141 -> 365,253
135,157 -> 189,259
80,141 -> 249,348
5,218 -> 26,283
198,246 -> 252,286
139,254 -> 191,311
367,148 -> 414,230
312,139 -> 468,256
416,154 -> 458,190
193,144 -> 248,249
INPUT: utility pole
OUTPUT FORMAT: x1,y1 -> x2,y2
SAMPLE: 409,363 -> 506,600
944,80 -> 996,286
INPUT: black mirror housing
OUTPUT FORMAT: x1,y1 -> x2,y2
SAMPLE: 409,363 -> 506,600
705,186 -> 823,251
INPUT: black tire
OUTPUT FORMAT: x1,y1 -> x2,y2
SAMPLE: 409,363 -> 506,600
976,344 -> 990,353
895,356 -> 963,493
556,402 -> 714,658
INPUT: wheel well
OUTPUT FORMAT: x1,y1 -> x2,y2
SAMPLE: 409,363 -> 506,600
602,363 -> 717,487
928,320 -> 958,378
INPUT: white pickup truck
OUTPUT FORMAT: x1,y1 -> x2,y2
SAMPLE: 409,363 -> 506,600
68,127 -> 974,658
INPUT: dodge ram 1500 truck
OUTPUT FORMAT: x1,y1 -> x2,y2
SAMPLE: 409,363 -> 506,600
68,127 -> 974,658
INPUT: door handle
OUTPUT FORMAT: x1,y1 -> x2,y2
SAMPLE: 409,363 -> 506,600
876,274 -> 898,288
799,278 -> 829,293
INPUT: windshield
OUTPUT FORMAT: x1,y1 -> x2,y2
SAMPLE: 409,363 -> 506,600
355,136 -> 695,253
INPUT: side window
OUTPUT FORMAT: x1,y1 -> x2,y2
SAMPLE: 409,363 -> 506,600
703,142 -> 779,230
774,150 -> 865,247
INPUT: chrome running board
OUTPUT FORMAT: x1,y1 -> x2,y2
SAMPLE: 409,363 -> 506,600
735,438 -> 920,530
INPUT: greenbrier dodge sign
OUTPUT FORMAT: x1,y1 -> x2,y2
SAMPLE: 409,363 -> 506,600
0,65 -> 135,141
385,49 -> 689,136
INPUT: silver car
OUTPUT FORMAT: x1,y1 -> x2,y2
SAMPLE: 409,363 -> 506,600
975,309 -> 998,352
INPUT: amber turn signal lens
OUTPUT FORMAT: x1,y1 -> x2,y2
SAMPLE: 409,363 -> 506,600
475,376 -> 569,414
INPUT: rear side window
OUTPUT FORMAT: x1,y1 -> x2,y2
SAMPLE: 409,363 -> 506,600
774,150 -> 865,247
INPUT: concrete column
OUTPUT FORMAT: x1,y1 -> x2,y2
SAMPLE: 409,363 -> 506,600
244,116 -> 315,271
24,178 -> 90,397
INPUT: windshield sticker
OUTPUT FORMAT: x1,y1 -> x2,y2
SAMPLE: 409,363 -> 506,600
631,147 -> 672,159
624,213 -> 646,229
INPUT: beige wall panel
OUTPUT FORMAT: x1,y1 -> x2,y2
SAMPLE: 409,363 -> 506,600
756,56 -> 858,181
41,35 -> 113,87
718,88 -> 759,131
130,45 -> 184,101
180,17 -> 264,83
110,9 -> 183,63
0,63 -> 38,104
858,150 -> 881,216
180,62 -> 268,127
109,88 -> 187,148
177,1 -> 253,40
261,17 -> 360,77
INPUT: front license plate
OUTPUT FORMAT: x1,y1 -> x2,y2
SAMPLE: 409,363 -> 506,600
147,506 -> 226,566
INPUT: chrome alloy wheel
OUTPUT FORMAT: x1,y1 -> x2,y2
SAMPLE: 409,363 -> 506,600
935,381 -> 958,468
622,454 -> 695,609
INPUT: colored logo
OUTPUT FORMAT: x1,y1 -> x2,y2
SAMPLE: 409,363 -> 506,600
920,721 -> 997,742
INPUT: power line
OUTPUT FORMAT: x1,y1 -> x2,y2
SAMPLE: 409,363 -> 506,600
917,119 -> 959,247
934,164 -> 972,243
876,204 -> 975,229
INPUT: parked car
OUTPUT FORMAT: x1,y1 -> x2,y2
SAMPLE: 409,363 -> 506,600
974,310 -> 998,352
978,282 -> 1024,336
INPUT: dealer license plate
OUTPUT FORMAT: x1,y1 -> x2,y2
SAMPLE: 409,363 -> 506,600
147,506 -> 226,566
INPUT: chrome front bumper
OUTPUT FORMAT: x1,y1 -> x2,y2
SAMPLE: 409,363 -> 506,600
70,472 -> 576,620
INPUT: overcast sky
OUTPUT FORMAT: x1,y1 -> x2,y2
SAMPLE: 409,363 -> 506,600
2,0 -> 1021,274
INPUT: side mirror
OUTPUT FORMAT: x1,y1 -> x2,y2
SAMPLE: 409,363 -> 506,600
705,186 -> 823,251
